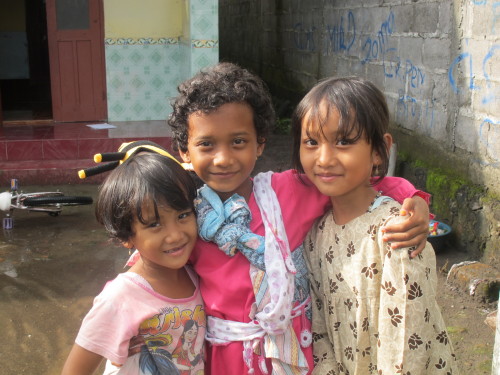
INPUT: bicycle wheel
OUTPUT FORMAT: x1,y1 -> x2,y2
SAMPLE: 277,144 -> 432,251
23,195 -> 93,207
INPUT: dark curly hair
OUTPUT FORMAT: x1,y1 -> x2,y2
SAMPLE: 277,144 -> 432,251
168,62 -> 275,152
291,77 -> 391,184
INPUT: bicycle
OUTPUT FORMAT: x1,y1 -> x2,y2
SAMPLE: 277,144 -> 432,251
0,179 -> 93,229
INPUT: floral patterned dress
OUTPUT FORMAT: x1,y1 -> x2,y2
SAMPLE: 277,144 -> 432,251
304,197 -> 458,375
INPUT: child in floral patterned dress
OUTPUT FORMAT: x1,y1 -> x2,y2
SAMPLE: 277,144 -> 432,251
294,77 -> 458,374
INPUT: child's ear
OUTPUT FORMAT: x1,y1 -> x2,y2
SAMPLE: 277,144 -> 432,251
383,133 -> 393,151
122,240 -> 134,249
179,149 -> 191,163
257,138 -> 266,157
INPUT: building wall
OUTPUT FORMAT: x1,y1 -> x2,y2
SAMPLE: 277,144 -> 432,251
220,0 -> 500,265
104,0 -> 218,121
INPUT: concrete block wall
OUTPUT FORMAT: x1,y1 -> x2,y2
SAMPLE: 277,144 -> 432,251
220,0 -> 500,266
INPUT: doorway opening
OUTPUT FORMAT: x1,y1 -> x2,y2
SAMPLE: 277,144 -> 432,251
0,0 -> 52,124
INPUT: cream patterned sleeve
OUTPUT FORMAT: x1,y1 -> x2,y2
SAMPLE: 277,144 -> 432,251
304,231 -> 338,375
376,214 -> 458,374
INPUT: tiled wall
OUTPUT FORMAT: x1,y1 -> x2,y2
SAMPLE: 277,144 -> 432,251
105,0 -> 218,122
189,0 -> 219,76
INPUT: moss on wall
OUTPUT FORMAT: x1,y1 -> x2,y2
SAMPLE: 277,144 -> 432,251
398,155 -> 485,216
395,150 -> 500,267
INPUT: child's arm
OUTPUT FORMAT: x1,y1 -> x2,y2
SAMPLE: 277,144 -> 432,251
309,285 -> 337,374
61,344 -> 103,375
375,176 -> 431,257
376,214 -> 456,374
303,232 -> 337,373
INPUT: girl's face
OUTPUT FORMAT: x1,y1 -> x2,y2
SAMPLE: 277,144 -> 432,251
180,102 -> 265,201
300,104 -> 381,200
124,200 -> 197,272
184,325 -> 198,343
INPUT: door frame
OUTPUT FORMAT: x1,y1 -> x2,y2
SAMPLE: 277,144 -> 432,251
45,0 -> 107,122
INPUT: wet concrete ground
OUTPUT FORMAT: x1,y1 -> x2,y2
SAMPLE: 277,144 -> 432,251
0,184 -> 124,374
0,135 -> 496,374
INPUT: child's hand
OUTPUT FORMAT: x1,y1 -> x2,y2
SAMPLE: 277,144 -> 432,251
381,196 -> 430,258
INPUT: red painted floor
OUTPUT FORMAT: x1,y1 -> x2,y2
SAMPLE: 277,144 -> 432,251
0,121 -> 174,186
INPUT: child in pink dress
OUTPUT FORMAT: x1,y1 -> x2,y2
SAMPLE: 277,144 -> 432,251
168,62 -> 431,375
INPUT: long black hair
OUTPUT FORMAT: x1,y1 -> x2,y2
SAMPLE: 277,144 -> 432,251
291,76 -> 391,184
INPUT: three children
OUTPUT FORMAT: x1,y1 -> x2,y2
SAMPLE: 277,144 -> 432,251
65,62 -> 442,375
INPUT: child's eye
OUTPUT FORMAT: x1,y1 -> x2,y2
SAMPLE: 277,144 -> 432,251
178,211 -> 193,220
233,138 -> 247,145
146,221 -> 161,229
304,138 -> 318,146
196,141 -> 212,148
336,139 -> 354,146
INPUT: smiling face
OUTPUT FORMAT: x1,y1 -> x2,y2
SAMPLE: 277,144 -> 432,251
124,200 -> 197,272
300,104 -> 380,201
179,102 -> 265,201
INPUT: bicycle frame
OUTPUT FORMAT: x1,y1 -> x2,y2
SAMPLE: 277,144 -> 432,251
1,179 -> 91,229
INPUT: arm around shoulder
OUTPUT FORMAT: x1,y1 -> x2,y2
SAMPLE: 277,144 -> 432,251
376,177 -> 430,255
375,176 -> 430,204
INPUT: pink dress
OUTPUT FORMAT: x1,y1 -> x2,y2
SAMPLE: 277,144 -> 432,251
189,170 -> 423,375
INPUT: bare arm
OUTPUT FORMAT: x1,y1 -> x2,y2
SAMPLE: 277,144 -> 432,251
61,344 -> 103,375
381,196 -> 430,258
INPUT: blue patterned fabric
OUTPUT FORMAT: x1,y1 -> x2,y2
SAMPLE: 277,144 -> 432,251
195,185 -> 266,270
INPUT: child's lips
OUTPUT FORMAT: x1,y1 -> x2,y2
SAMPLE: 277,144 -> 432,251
211,171 -> 237,179
316,172 -> 340,181
163,245 -> 186,256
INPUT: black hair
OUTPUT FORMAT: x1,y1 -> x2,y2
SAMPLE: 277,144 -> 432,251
291,76 -> 391,183
95,153 -> 197,242
168,62 -> 275,152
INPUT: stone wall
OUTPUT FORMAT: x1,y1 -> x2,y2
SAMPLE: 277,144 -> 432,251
220,0 -> 500,267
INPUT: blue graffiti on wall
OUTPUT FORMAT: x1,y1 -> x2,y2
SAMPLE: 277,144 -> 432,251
324,11 -> 356,55
293,23 -> 317,52
449,44 -> 499,102
395,91 -> 437,134
494,2 -> 500,33
361,12 -> 394,64
482,45 -> 500,104
291,8 -> 499,165
471,0 -> 500,33
479,118 -> 500,166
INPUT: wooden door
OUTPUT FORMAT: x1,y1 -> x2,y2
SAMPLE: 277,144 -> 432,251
46,0 -> 107,122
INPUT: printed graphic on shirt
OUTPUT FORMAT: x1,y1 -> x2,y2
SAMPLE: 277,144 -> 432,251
135,304 -> 205,375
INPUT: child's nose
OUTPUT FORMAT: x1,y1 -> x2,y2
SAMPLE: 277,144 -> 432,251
318,144 -> 335,165
164,224 -> 184,243
213,148 -> 233,166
